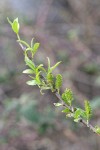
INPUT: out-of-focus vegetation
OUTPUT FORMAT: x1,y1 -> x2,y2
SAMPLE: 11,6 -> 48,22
0,0 -> 100,150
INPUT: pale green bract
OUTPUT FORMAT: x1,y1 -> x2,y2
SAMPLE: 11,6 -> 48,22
54,103 -> 62,107
26,80 -> 37,86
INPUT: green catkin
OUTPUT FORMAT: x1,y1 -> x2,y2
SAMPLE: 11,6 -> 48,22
62,89 -> 73,106
84,100 -> 92,124
47,73 -> 54,84
55,74 -> 62,91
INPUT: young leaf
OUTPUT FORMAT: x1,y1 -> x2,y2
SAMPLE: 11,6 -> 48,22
77,108 -> 86,119
31,38 -> 34,47
50,61 -> 61,72
54,103 -> 62,107
47,57 -> 51,73
26,80 -> 37,86
33,43 -> 40,54
62,108 -> 70,113
36,64 -> 44,73
73,108 -> 82,122
40,86 -> 51,90
35,71 -> 42,85
12,18 -> 19,34
25,55 -> 35,70
47,57 -> 61,73
23,69 -> 35,74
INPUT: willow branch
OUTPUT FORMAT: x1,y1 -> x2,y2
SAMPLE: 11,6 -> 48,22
18,41 -> 100,136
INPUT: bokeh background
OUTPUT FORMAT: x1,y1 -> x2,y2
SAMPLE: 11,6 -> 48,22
0,0 -> 100,149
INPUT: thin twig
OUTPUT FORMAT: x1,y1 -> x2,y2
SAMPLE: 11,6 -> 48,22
55,91 -> 97,134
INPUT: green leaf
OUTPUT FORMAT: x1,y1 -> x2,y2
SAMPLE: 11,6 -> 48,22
40,86 -> 51,90
26,80 -> 37,86
36,64 -> 44,73
47,57 -> 51,72
40,67 -> 47,73
50,61 -> 61,72
62,108 -> 70,113
31,38 -> 34,47
47,57 -> 61,73
77,108 -> 86,119
73,108 -> 82,120
35,71 -> 41,85
25,55 -> 35,70
54,103 -> 62,107
84,100 -> 92,122
33,43 -> 40,54
12,18 -> 19,34
23,69 -> 35,74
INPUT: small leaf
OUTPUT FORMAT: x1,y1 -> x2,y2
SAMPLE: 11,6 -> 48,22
36,64 -> 44,73
23,69 -> 35,74
31,38 -> 34,47
12,18 -> 19,34
33,43 -> 40,54
35,71 -> 42,85
40,67 -> 47,73
26,80 -> 37,86
73,108 -> 82,119
40,86 -> 51,90
47,57 -> 51,72
25,55 -> 35,70
47,57 -> 50,68
50,61 -> 61,72
62,108 -> 70,113
47,58 -> 61,73
54,103 -> 62,107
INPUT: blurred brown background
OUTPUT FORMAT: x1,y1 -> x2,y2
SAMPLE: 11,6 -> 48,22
0,0 -> 100,150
